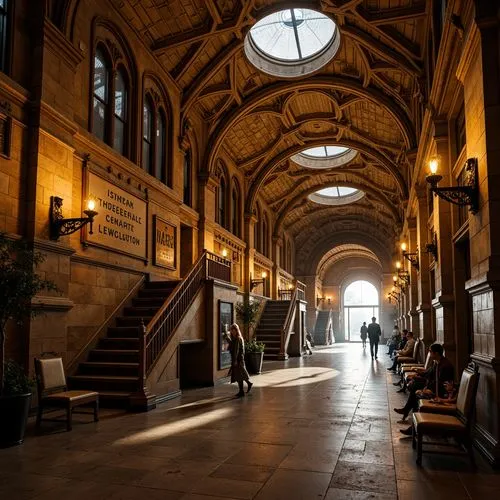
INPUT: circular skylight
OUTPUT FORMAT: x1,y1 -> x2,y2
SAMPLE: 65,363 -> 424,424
292,146 -> 358,169
309,186 -> 365,206
245,9 -> 340,78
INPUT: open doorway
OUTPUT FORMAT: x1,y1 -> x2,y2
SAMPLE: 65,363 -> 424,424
342,280 -> 379,342
180,224 -> 194,278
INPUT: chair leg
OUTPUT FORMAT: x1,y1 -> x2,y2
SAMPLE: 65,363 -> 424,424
416,432 -> 423,465
66,406 -> 72,432
465,435 -> 476,467
94,400 -> 99,422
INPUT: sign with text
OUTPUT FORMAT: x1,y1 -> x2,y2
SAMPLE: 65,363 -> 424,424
86,172 -> 147,259
154,216 -> 176,269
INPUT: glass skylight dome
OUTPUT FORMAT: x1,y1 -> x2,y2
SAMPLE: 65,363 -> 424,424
245,9 -> 340,78
292,145 -> 358,169
309,186 -> 365,206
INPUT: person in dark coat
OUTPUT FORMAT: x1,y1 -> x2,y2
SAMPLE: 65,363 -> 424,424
360,322 -> 368,348
367,316 -> 382,360
226,323 -> 253,397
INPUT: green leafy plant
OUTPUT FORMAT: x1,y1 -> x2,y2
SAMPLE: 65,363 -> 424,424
3,360 -> 35,396
245,339 -> 265,353
235,300 -> 261,329
0,234 -> 58,395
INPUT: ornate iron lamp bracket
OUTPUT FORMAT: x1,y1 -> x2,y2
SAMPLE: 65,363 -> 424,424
50,196 -> 98,241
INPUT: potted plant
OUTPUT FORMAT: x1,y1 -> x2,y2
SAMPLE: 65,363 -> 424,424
245,338 -> 265,375
0,234 -> 57,448
235,300 -> 261,339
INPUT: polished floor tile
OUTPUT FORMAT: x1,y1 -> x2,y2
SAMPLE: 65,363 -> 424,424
1,344 -> 498,499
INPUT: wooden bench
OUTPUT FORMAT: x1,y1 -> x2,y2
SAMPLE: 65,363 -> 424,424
35,357 -> 99,432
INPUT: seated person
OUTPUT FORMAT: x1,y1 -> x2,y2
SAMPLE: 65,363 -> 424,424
394,343 -> 454,421
304,330 -> 314,355
387,331 -> 415,372
397,329 -> 409,351
388,328 -> 405,357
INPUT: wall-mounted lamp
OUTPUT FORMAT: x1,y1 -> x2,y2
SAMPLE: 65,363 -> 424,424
317,296 -> 332,305
387,291 -> 400,304
393,274 -> 406,291
50,196 -> 98,241
424,234 -> 438,261
221,248 -> 228,258
426,157 -> 479,214
400,242 -> 419,271
250,271 -> 267,291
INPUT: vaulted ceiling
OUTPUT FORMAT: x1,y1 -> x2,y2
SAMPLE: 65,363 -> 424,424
61,0 -> 430,276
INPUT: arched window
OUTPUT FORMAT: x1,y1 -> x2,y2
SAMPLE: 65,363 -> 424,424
91,44 -> 130,158
231,181 -> 241,238
0,0 -> 10,73
183,149 -> 192,207
217,177 -> 227,228
255,204 -> 262,252
142,96 -> 153,174
156,110 -> 166,182
92,48 -> 109,143
343,280 -> 379,342
113,68 -> 128,155
286,239 -> 292,272
262,213 -> 269,257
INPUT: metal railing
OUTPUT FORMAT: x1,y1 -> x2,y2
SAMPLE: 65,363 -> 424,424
280,286 -> 298,359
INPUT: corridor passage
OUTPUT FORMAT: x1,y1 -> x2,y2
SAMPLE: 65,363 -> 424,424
1,345 -> 498,500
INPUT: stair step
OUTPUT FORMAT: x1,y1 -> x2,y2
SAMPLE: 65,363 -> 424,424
99,338 -> 140,350
144,280 -> 180,289
124,306 -> 160,317
89,349 -> 140,363
132,297 -> 165,307
138,289 -> 174,298
116,316 -> 153,327
107,326 -> 141,338
79,362 -> 140,377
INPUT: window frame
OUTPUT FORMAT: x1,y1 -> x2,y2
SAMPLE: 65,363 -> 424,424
231,180 -> 241,238
90,42 -> 132,158
0,0 -> 13,75
183,148 -> 192,207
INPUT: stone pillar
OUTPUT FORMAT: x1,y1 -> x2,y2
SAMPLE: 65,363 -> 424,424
415,189 -> 433,345
431,120 -> 457,365
406,219 -> 421,337
243,212 -> 257,296
271,236 -> 282,300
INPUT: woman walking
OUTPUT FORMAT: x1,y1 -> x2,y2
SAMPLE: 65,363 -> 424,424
226,324 -> 253,397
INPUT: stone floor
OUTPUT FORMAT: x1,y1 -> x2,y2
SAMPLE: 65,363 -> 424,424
1,344 -> 499,499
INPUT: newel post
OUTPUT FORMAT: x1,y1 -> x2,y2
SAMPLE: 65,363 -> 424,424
129,318 -> 157,412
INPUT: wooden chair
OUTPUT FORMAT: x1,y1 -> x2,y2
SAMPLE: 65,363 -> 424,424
411,361 -> 479,465
34,357 -> 99,431
398,338 -> 423,366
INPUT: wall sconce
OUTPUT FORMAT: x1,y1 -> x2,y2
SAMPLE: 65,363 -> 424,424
50,196 -> 98,241
400,242 -> 419,271
387,291 -> 400,304
317,296 -> 332,306
250,271 -> 267,291
424,234 -> 438,261
393,274 -> 406,291
426,156 -> 479,214
221,248 -> 228,258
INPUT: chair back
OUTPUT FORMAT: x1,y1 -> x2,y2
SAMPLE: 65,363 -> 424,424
456,361 -> 480,424
412,338 -> 421,359
417,341 -> 426,363
35,357 -> 67,399
423,351 -> 432,370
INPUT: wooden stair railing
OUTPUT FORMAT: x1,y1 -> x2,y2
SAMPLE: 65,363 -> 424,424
131,251 -> 231,409
279,286 -> 298,360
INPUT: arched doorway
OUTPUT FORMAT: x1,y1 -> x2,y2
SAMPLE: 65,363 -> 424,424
342,280 -> 379,342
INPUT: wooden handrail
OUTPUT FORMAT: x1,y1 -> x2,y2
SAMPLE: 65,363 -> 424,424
280,286 -> 298,359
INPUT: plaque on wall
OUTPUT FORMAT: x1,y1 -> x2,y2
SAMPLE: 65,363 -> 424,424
218,301 -> 233,370
153,216 -> 177,270
85,171 -> 148,260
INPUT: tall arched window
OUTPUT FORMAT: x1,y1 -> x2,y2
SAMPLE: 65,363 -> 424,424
262,213 -> 269,257
0,0 -> 10,73
113,68 -> 128,155
142,97 -> 153,174
92,48 -> 109,143
231,181 -> 241,238
91,44 -> 130,158
255,204 -> 262,252
183,149 -> 192,207
217,176 -> 227,228
286,239 -> 292,272
156,110 -> 166,182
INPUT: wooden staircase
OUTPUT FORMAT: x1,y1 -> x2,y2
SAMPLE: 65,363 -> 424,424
255,300 -> 290,360
68,280 -> 180,408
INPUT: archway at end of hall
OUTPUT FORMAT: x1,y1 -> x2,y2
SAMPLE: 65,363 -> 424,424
342,280 -> 380,342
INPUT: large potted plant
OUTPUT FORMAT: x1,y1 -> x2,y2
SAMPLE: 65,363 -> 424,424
245,338 -> 265,375
235,300 -> 261,339
0,234 -> 57,448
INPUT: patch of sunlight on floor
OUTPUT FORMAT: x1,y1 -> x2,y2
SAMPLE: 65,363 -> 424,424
258,366 -> 339,387
113,406 -> 234,446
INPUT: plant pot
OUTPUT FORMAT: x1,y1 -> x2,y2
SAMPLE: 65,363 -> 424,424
0,393 -> 32,448
246,352 -> 264,374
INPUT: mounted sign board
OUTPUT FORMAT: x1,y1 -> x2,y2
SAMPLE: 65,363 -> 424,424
153,216 -> 176,270
85,171 -> 147,260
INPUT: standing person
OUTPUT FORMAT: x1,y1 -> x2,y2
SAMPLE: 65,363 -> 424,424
226,324 -> 253,397
360,322 -> 368,349
367,316 -> 382,360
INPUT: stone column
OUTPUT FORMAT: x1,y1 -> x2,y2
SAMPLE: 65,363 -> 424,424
243,211 -> 257,296
406,219 -> 421,337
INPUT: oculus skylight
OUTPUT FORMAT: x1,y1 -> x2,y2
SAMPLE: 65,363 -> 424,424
244,9 -> 340,78
309,186 -> 365,206
292,146 -> 358,169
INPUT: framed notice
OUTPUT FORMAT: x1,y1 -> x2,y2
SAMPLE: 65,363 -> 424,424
85,171 -> 148,260
218,301 -> 233,370
153,216 -> 177,270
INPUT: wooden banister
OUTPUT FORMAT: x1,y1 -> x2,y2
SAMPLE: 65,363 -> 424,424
279,286 -> 298,360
